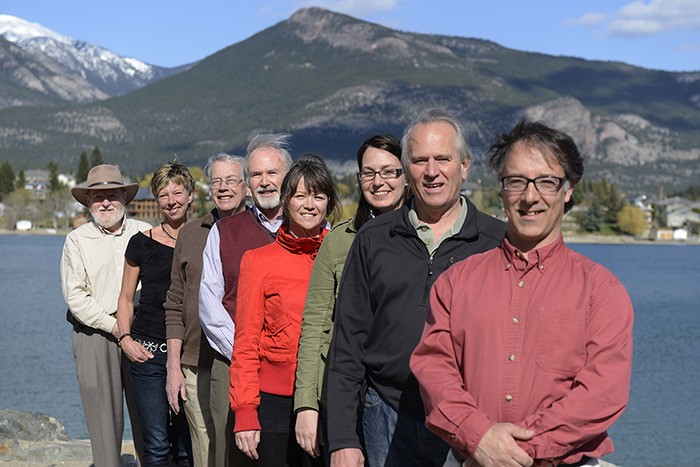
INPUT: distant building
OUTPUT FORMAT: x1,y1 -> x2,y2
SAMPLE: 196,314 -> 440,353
653,228 -> 690,241
58,173 -> 76,188
23,169 -> 50,199
126,187 -> 197,225
650,196 -> 700,235
666,207 -> 700,229
15,219 -> 32,231
673,229 -> 688,241
126,188 -> 160,226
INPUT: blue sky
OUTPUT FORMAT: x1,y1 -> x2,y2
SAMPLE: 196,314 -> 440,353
3,0 -> 699,72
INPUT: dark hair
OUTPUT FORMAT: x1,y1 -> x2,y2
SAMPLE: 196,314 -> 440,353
281,152 -> 342,225
353,134 -> 405,231
488,120 -> 583,213
151,159 -> 195,197
401,108 -> 472,170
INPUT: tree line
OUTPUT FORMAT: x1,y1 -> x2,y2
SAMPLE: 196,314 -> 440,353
1,147 -> 696,236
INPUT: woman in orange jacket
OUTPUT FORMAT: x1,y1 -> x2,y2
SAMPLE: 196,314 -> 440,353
230,153 -> 342,467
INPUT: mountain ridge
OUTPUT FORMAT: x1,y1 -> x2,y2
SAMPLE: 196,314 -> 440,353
0,14 -> 191,104
0,7 -> 698,195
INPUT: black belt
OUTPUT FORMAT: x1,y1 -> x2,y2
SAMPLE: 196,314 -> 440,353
213,350 -> 231,365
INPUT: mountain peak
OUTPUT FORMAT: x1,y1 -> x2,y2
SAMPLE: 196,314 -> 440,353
287,7 -> 407,55
0,14 -> 182,101
0,14 -> 70,44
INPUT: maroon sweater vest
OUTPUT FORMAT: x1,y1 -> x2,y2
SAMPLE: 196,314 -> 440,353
219,209 -> 276,325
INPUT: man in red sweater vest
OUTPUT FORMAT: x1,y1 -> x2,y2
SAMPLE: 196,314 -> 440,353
199,133 -> 293,465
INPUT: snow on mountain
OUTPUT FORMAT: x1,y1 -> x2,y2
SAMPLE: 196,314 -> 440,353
0,14 -> 179,97
0,14 -> 66,43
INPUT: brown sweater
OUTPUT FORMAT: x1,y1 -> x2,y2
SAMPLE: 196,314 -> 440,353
164,210 -> 217,367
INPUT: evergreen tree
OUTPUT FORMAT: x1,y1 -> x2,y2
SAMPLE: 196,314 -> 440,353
16,170 -> 26,190
0,161 -> 15,199
582,200 -> 604,232
47,162 -> 62,192
77,151 -> 90,183
604,182 -> 623,223
90,147 -> 103,167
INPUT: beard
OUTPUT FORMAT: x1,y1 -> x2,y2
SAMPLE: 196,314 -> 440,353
91,204 -> 125,231
254,189 -> 281,211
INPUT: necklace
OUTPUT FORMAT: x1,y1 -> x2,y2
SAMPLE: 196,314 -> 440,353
161,222 -> 177,242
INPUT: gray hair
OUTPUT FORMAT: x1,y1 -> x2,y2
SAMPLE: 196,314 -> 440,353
245,133 -> 293,180
400,108 -> 472,170
204,153 -> 245,182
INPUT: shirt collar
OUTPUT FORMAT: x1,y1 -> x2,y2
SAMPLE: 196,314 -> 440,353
252,204 -> 284,233
502,234 -> 565,273
94,216 -> 127,236
407,196 -> 468,232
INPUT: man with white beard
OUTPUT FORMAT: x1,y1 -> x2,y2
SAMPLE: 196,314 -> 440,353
60,164 -> 151,467
199,133 -> 292,465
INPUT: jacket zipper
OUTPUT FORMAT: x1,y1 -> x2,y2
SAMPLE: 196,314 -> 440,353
421,250 -> 437,306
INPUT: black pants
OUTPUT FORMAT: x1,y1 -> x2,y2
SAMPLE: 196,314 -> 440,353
256,392 -> 325,467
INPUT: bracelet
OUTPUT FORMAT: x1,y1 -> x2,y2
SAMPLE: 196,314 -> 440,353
117,332 -> 131,343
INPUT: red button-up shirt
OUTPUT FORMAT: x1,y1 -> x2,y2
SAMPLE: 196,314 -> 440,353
410,235 -> 633,465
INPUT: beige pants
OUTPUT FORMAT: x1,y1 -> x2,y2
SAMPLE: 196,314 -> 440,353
183,364 -> 216,467
72,329 -> 143,467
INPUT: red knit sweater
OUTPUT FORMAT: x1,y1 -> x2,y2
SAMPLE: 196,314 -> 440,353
229,224 -> 327,432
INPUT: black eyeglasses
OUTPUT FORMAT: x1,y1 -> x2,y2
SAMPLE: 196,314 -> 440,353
500,176 -> 567,193
357,168 -> 403,182
210,176 -> 243,189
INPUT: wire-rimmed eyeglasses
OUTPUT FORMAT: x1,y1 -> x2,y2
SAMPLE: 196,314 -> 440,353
210,176 -> 243,189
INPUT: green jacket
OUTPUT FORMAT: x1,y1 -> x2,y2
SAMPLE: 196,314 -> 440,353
294,219 -> 356,411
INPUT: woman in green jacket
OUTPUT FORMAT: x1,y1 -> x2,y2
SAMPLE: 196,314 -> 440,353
294,134 -> 408,462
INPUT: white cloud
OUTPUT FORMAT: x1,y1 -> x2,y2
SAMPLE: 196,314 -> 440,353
609,18 -> 663,36
564,13 -> 608,27
570,0 -> 700,37
298,0 -> 400,15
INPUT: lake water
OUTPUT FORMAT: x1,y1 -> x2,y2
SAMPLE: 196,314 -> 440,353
1,235 -> 698,465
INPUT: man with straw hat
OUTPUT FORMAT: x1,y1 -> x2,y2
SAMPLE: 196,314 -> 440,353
60,164 -> 150,467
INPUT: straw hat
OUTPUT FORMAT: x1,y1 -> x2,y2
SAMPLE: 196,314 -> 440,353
71,164 -> 139,207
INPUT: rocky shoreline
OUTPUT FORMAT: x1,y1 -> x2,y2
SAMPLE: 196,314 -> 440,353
1,410 -> 621,466
0,410 -> 137,466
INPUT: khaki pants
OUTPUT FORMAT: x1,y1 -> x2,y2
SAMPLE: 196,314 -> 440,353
183,364 -> 216,467
72,329 -> 143,467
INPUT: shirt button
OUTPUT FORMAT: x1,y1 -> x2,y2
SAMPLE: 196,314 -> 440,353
539,265 -> 544,270
508,354 -> 516,362
515,251 -> 521,258
513,316 -> 520,323
505,263 -> 511,270
518,281 -> 525,288
505,394 -> 513,402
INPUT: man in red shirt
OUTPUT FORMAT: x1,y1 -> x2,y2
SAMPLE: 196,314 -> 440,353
410,120 -> 634,467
